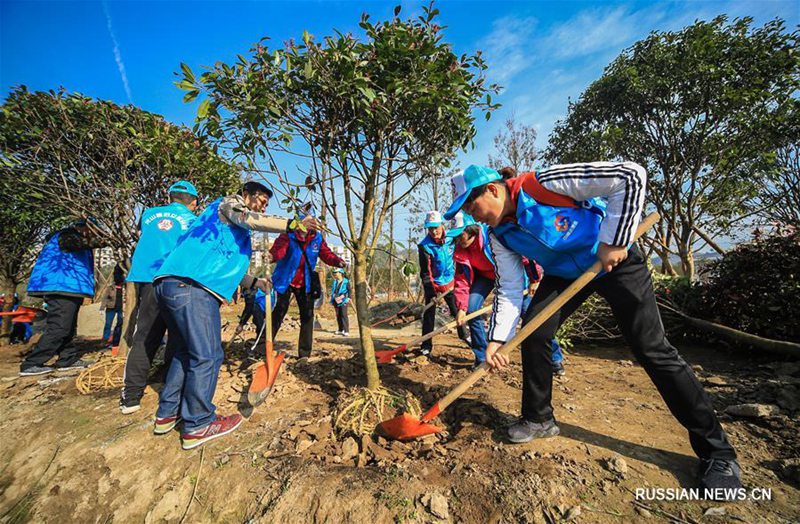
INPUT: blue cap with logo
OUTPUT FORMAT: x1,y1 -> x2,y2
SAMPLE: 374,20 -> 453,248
443,165 -> 502,220
446,211 -> 476,237
168,180 -> 198,197
424,210 -> 443,228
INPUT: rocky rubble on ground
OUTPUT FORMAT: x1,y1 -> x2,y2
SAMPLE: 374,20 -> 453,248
369,300 -> 455,328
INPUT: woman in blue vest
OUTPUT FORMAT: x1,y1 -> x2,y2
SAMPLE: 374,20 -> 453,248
330,268 -> 352,336
21,219 -> 107,376
444,163 -> 740,494
417,211 -> 469,357
152,181 -> 319,450
269,224 -> 346,357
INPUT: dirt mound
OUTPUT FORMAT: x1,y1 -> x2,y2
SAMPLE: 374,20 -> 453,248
369,300 -> 452,328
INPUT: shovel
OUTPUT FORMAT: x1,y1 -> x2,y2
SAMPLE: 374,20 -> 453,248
375,303 -> 493,364
247,285 -> 284,406
378,212 -> 660,440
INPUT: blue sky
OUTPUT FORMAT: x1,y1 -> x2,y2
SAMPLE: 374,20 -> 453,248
2,0 -> 797,244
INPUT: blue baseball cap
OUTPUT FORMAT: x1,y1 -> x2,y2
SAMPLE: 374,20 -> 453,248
168,180 -> 198,197
443,165 -> 502,220
424,210 -> 443,228
446,211 -> 476,237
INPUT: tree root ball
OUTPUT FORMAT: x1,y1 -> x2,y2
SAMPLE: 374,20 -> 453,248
333,386 -> 422,437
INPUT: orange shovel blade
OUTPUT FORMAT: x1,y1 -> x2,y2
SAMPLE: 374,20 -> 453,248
247,351 -> 284,407
377,412 -> 443,440
375,344 -> 408,364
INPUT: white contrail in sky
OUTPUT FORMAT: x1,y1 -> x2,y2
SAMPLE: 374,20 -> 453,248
102,0 -> 133,103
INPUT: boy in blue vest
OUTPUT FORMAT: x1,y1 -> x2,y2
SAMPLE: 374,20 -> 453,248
120,181 -> 199,414
269,225 -> 346,357
21,219 -> 107,376
330,268 -> 352,336
444,163 -> 740,493
152,181 -> 319,450
418,211 -> 469,356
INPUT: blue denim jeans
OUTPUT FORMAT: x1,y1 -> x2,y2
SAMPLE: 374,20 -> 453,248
467,276 -> 495,362
154,277 -> 223,433
103,308 -> 122,342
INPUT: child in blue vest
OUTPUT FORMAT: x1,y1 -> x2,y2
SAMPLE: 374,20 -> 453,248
269,226 -> 346,357
330,268 -> 352,336
21,219 -> 107,376
120,181 -> 199,414
417,210 -> 469,356
152,181 -> 319,450
444,163 -> 740,494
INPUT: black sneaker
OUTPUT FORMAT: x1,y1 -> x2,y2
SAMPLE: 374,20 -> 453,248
553,361 -> 566,377
54,359 -> 94,371
698,459 -> 742,495
19,365 -> 55,376
417,348 -> 431,357
507,418 -> 560,443
119,399 -> 141,415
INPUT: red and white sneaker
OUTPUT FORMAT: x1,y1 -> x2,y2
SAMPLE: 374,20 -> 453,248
154,414 -> 182,435
181,414 -> 243,450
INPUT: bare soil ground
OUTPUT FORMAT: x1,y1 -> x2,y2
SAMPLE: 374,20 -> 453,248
0,304 -> 798,523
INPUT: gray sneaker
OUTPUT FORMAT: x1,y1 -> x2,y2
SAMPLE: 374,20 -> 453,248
507,418 -> 560,443
54,359 -> 94,371
698,459 -> 742,495
19,365 -> 55,376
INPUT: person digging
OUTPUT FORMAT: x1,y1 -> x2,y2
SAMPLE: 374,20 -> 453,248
152,181 -> 320,450
443,162 -> 740,494
20,218 -> 108,376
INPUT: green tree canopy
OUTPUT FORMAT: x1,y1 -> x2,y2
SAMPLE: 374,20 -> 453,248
0,86 -> 241,264
544,17 -> 799,278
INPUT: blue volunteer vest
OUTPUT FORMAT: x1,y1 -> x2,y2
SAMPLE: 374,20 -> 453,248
491,179 -> 607,280
418,235 -> 456,286
154,198 -> 252,301
254,288 -> 276,313
127,202 -> 196,283
330,277 -> 350,306
27,231 -> 95,298
271,232 -> 323,294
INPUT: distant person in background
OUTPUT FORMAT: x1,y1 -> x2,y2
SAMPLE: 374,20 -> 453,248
236,285 -> 265,337
330,268 -> 351,336
270,222 -> 346,358
417,210 -> 469,356
101,265 -> 125,349
120,181 -> 199,414
20,218 -> 107,376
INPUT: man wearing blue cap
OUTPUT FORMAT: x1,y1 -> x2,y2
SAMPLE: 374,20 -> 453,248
417,210 -> 469,356
444,162 -> 740,494
120,181 -> 199,414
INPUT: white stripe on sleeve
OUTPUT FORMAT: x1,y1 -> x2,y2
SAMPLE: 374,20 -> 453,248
487,232 -> 526,343
537,161 -> 646,246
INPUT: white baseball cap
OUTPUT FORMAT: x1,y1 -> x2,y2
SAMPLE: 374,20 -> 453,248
424,210 -> 443,228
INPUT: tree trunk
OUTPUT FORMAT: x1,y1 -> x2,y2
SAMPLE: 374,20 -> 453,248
0,278 -> 16,346
388,183 -> 395,300
353,250 -> 380,390
681,249 -> 695,281
659,247 -> 677,276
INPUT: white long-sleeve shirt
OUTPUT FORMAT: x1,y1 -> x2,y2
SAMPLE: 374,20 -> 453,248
488,161 -> 647,343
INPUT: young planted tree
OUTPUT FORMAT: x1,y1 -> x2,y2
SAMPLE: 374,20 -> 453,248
544,17 -> 799,279
487,113 -> 537,173
178,4 -> 499,390
0,87 -> 240,352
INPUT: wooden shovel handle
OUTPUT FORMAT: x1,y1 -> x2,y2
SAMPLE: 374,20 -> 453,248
419,289 -> 451,315
434,212 -> 660,413
403,303 -> 492,349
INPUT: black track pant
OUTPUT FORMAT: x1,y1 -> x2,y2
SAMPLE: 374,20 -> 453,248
21,294 -> 83,369
520,246 -> 736,460
335,305 -> 349,333
421,289 -> 468,351
122,283 -> 176,404
272,286 -> 315,357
